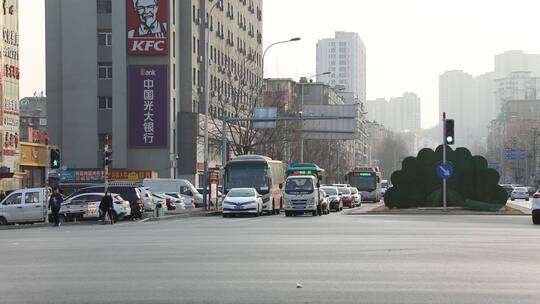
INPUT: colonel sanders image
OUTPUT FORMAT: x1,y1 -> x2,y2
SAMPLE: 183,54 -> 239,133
128,0 -> 167,38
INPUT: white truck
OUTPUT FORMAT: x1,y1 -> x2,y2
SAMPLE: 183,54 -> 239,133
283,175 -> 326,217
0,188 -> 48,225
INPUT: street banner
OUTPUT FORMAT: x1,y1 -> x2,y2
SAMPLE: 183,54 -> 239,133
127,0 -> 168,55
129,65 -> 168,147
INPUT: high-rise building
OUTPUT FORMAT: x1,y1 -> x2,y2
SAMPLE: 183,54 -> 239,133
20,95 -> 47,144
0,0 -> 19,172
366,92 -> 421,133
316,31 -> 366,102
495,50 -> 540,78
46,0 -> 263,185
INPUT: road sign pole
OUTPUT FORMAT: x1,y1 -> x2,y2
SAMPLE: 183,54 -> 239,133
442,112 -> 447,209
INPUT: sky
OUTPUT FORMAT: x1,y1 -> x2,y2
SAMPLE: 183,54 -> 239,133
19,0 -> 540,128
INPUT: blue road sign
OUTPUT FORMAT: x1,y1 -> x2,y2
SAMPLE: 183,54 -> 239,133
505,148 -> 527,160
437,163 -> 454,180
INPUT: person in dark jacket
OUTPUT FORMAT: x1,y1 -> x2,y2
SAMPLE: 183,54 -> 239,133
100,191 -> 114,224
0,190 -> 6,202
49,188 -> 63,227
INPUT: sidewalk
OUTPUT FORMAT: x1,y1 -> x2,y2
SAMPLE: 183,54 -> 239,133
506,200 -> 532,215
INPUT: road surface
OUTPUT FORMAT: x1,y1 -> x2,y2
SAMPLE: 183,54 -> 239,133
0,211 -> 539,303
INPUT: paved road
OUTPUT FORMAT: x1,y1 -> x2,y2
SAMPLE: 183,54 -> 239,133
1,211 -> 539,304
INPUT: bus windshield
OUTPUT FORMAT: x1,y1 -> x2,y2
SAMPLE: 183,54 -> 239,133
349,175 -> 377,191
226,163 -> 268,191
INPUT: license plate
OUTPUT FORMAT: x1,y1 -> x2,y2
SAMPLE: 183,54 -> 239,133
235,205 -> 242,209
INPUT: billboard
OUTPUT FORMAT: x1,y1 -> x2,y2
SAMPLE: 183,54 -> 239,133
302,104 -> 357,140
127,0 -> 168,55
129,65 -> 168,147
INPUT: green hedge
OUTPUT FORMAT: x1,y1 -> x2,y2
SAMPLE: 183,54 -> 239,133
385,145 -> 507,211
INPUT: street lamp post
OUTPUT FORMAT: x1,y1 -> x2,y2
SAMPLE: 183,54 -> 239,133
300,71 -> 331,163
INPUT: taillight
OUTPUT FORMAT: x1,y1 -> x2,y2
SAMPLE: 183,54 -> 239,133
533,194 -> 540,199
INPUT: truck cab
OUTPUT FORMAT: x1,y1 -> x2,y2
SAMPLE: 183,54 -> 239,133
283,175 -> 324,217
0,188 -> 48,225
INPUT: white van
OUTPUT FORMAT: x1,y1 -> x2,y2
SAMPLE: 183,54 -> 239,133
0,188 -> 48,225
143,179 -> 203,207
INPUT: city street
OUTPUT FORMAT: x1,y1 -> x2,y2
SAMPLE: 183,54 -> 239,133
0,211 -> 539,304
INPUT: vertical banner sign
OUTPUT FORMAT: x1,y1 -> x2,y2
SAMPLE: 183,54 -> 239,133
127,0 -> 168,55
129,65 -> 168,147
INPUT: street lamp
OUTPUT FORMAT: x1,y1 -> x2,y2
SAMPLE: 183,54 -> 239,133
300,71 -> 332,163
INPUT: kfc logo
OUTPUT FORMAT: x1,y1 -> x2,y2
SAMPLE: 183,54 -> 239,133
127,0 -> 168,55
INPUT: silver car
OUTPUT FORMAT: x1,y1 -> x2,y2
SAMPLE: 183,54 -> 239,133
510,187 -> 529,201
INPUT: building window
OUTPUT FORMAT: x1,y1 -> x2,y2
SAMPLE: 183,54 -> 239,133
98,30 -> 112,46
98,63 -> 113,79
98,96 -> 113,109
97,0 -> 112,14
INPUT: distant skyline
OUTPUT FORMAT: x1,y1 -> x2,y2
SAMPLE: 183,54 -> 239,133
20,0 -> 540,128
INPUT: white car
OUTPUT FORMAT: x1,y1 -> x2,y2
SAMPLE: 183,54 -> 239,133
532,192 -> 540,225
511,187 -> 530,201
222,188 -> 263,217
138,187 -> 155,211
165,192 -> 194,208
66,193 -> 131,221
152,193 -> 185,210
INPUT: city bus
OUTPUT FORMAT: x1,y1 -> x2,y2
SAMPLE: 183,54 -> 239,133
345,167 -> 381,202
286,163 -> 325,182
223,155 -> 285,215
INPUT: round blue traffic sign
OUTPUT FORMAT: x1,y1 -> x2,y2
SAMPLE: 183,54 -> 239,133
436,163 -> 454,180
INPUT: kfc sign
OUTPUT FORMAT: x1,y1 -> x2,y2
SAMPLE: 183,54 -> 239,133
127,0 -> 168,55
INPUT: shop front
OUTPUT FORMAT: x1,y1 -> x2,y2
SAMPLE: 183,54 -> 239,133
19,142 -> 47,188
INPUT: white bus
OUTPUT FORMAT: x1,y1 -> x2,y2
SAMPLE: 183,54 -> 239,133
223,155 -> 285,215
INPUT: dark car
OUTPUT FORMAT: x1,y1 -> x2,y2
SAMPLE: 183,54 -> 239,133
71,185 -> 143,219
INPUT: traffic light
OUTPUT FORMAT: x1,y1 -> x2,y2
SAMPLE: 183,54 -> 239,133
103,150 -> 112,166
50,148 -> 61,169
444,119 -> 455,145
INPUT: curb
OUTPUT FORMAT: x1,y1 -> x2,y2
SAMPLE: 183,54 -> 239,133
146,211 -> 221,222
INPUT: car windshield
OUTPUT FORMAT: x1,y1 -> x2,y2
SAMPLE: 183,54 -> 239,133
227,189 -> 256,198
515,187 -> 528,192
321,188 -> 338,195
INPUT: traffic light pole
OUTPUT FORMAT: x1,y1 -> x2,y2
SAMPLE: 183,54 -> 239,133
442,112 -> 447,209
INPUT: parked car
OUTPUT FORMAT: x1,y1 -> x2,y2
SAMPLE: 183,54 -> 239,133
510,187 -> 530,201
0,188 -> 48,225
381,179 -> 390,197
165,192 -> 194,208
337,186 -> 354,208
222,188 -> 263,217
55,193 -> 100,222
143,179 -> 203,207
197,188 -> 223,208
350,187 -> 362,207
532,192 -> 540,224
320,186 -> 343,212
71,185 -> 143,219
152,193 -> 185,210
138,187 -> 155,211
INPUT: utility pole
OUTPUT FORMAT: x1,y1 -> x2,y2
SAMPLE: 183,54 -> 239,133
104,135 -> 110,193
442,112 -> 447,209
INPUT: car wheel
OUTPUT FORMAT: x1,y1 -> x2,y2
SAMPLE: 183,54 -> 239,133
0,217 -> 7,225
526,198 -> 529,201
312,210 -> 318,217
285,211 -> 290,217
511,198 -> 515,201
533,213 -> 540,225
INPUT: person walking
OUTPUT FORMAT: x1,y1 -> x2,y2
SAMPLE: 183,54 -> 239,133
0,190 -> 6,201
49,188 -> 63,227
100,191 -> 114,224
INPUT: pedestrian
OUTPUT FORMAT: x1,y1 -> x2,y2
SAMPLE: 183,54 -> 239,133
0,190 -> 6,201
100,191 -> 114,224
49,188 -> 63,227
